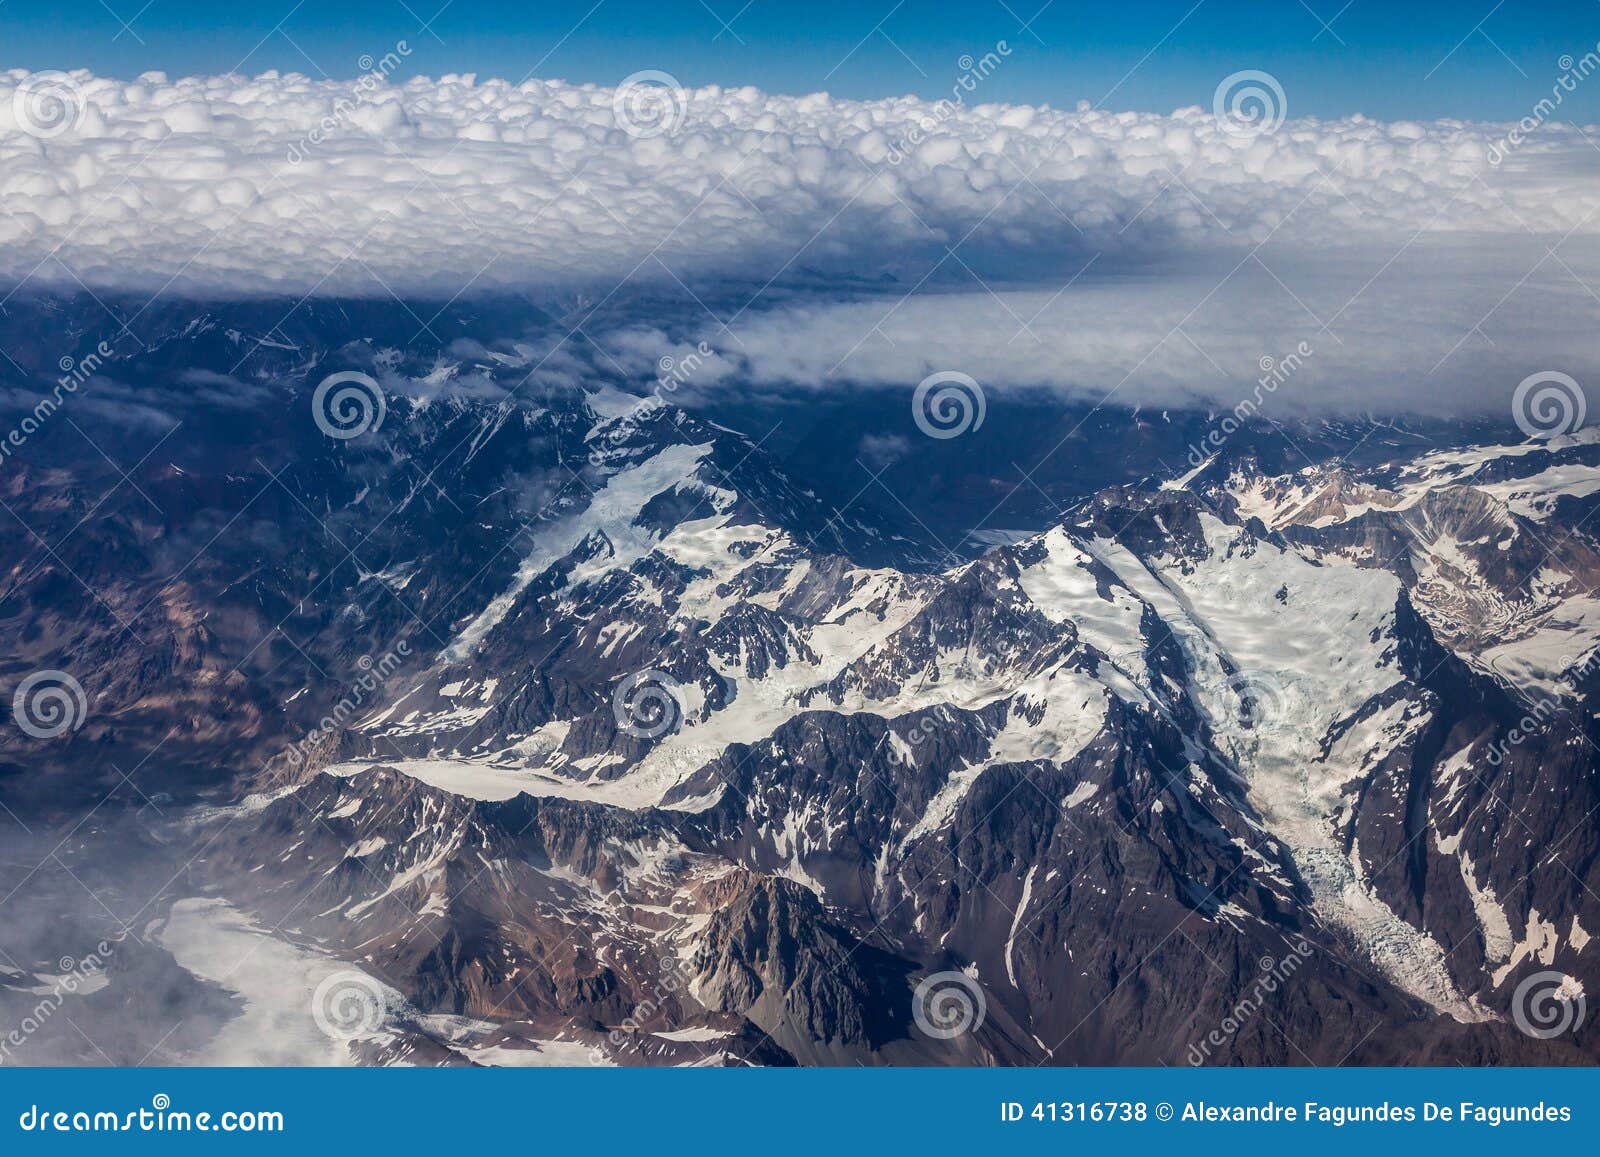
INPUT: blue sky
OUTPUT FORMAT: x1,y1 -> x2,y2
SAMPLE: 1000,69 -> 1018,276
4,0 -> 1599,122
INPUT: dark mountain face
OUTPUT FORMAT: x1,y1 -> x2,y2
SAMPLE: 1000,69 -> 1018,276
1,295 -> 1596,1067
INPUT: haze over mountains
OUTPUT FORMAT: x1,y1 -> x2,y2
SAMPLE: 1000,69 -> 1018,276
1,293 -> 1597,1065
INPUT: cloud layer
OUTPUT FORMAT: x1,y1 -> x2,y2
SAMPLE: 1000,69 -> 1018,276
3,70 -> 1595,418
1,69 -> 1597,299
662,238 -> 1600,418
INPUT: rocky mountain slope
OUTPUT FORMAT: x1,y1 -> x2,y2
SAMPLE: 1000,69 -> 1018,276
1,298 -> 1595,1066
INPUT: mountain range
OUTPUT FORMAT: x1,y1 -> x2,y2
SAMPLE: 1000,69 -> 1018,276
1,295 -> 1595,1067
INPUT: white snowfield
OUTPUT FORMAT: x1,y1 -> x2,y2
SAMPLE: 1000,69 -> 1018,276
1220,428 -> 1600,696
1,69 -> 1595,298
352,401 -> 1119,815
303,393 -> 1600,1018
1227,429 -> 1600,534
1086,517 -> 1493,1021
434,436 -> 718,666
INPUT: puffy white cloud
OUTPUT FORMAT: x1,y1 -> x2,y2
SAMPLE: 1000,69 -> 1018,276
0,69 -> 1595,299
4,69 -> 1594,418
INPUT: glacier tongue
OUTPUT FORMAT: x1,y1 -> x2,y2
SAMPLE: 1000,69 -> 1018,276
439,441 -> 716,665
1089,514 -> 1490,1021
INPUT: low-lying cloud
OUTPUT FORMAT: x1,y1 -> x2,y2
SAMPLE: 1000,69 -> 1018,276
1,69 -> 1596,417
666,237 -> 1600,418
